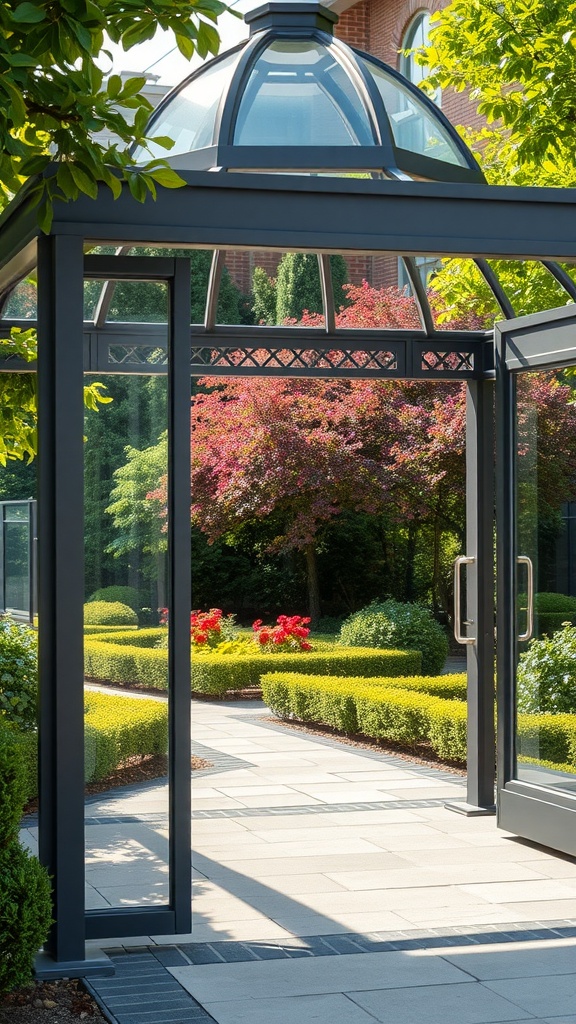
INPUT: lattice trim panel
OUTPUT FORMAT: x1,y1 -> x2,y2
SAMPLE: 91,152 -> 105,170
190,347 -> 399,371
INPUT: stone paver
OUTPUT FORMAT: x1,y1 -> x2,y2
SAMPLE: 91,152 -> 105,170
52,697 -> 576,1023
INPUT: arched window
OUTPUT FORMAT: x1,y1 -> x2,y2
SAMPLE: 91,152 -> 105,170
400,11 -> 440,105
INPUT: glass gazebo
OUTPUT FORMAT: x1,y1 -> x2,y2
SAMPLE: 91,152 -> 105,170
1,0 -> 576,979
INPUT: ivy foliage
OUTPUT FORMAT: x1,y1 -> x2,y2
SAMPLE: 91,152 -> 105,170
0,0 -> 233,230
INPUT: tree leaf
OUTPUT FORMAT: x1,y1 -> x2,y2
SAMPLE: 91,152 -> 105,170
12,2 -> 46,23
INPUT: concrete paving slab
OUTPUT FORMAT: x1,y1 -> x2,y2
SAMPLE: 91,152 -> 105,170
484,974 -> 576,1018
348,981 -> 530,1023
201,993 -> 380,1024
169,950 -> 470,1002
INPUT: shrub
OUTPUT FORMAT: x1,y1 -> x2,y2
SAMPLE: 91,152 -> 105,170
517,624 -> 576,714
84,691 -> 168,782
191,647 -> 420,696
83,632 -> 420,695
84,624 -> 139,635
0,617 -> 38,731
87,587 -> 141,613
83,601 -> 138,627
0,723 -> 52,995
261,672 -> 468,762
338,600 -> 448,675
535,592 -> 576,635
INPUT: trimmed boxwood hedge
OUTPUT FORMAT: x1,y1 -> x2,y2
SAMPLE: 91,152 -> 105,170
262,672 -> 468,761
262,671 -> 576,770
84,631 -> 421,695
84,625 -> 139,635
84,691 -> 167,783
12,691 -> 168,802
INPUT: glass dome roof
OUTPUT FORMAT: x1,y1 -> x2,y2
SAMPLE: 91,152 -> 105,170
133,1 -> 484,182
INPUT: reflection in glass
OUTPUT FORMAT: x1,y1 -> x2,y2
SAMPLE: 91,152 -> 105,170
84,285 -> 170,911
362,58 -> 467,166
515,370 -> 576,792
235,41 -> 375,146
133,52 -> 239,162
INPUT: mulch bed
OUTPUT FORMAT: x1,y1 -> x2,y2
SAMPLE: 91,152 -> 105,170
261,715 -> 467,776
0,980 -> 106,1023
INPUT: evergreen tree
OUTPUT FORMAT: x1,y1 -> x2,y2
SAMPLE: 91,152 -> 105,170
276,253 -> 349,323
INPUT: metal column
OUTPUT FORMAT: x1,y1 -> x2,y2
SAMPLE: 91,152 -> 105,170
35,235 -> 112,977
446,379 -> 496,815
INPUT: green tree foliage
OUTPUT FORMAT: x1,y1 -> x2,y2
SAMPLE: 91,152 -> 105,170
0,327 -> 111,465
252,266 -> 276,326
420,0 -> 576,187
276,253 -> 349,323
0,0 -> 231,230
417,0 -> 576,320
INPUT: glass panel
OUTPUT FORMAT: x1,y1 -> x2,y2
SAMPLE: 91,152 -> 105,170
487,260 -> 571,318
235,40 -> 375,146
84,288 -> 170,910
427,258 -> 502,329
4,508 -> 30,616
133,52 -> 239,162
515,369 -> 576,793
2,279 -> 37,320
362,58 -> 467,166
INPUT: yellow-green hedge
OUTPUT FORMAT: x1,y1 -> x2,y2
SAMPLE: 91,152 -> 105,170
84,632 -> 421,696
84,624 -> 139,635
191,647 -> 420,696
84,691 -> 167,782
261,672 -> 468,761
262,672 -> 576,770
17,691 -> 168,802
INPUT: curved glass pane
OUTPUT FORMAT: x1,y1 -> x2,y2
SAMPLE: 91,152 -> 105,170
134,52 -> 238,163
234,40 -> 375,146
363,58 -> 467,166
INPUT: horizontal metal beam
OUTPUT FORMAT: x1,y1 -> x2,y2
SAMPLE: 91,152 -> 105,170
38,173 -> 576,262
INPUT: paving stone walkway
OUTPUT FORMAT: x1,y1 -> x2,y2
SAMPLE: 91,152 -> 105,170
26,697 -> 576,1023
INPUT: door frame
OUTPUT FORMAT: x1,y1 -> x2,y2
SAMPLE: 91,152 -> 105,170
496,304 -> 576,854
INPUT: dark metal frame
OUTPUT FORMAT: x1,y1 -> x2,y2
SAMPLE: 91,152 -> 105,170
496,305 -> 576,855
0,164 -> 575,970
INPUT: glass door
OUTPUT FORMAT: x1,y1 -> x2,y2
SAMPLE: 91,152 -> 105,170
496,305 -> 576,854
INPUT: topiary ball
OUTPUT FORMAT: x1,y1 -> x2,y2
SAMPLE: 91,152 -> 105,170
83,601 -> 138,627
338,599 -> 448,675
87,586 -> 141,613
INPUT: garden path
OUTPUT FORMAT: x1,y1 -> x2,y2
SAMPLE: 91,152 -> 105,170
22,697 -> 576,1023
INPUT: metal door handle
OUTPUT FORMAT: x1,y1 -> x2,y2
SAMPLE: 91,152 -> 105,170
454,555 -> 475,645
517,555 -> 534,642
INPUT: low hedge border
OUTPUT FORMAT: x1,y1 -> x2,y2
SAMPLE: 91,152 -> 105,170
261,672 -> 468,762
9,691 -> 168,802
83,633 -> 421,695
84,625 -> 139,635
262,672 -> 576,769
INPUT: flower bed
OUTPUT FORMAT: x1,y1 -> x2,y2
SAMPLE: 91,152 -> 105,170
83,630 -> 421,695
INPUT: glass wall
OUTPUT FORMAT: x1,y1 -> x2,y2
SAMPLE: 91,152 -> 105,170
515,368 -> 576,792
83,281 -> 171,911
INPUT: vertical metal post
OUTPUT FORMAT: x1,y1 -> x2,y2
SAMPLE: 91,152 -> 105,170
495,330 -> 516,799
36,235 -> 87,965
446,379 -> 496,815
168,259 -> 192,931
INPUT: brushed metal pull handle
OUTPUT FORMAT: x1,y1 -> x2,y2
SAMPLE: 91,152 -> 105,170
517,555 -> 534,642
454,555 -> 475,645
